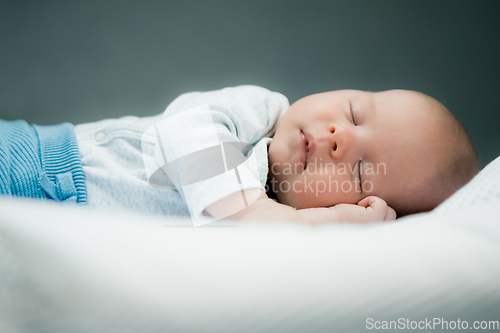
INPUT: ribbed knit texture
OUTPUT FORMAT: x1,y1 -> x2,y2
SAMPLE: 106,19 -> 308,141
0,120 -> 87,204
0,120 -> 44,198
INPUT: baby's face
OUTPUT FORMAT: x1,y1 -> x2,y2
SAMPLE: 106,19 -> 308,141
268,89 -> 446,213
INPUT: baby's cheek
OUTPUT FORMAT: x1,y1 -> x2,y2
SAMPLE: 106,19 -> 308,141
280,181 -> 341,209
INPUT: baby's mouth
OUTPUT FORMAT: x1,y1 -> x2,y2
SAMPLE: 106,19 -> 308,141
300,130 -> 309,170
301,131 -> 315,172
305,138 -> 310,168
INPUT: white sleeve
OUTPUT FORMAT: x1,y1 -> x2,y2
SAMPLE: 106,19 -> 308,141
154,85 -> 289,223
163,85 -> 289,144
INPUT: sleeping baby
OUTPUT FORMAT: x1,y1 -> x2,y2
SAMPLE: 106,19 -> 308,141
0,86 -> 479,225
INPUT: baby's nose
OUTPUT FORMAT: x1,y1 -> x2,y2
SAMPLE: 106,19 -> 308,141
328,124 -> 353,159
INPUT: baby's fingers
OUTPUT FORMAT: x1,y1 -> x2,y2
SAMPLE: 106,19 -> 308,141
357,196 -> 389,221
357,196 -> 384,210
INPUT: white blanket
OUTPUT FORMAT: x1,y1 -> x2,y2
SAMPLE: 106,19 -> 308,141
1,157 -> 499,332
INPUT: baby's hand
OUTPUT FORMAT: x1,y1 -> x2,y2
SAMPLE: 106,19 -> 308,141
212,190 -> 395,225
332,196 -> 397,223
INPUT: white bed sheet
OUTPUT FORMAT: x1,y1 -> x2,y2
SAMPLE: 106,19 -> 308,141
1,157 -> 499,333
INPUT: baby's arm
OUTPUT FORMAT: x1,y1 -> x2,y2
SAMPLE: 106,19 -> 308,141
206,190 -> 396,225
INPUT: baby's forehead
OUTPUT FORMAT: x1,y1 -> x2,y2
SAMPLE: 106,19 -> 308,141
374,89 -> 444,123
376,89 -> 436,106
368,90 -> 448,183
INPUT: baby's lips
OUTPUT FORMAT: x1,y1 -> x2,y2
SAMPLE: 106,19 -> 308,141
298,130 -> 307,170
303,131 -> 316,165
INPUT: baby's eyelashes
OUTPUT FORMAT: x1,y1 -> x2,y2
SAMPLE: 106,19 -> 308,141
349,101 -> 357,126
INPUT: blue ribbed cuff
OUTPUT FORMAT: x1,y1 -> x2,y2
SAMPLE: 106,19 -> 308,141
34,123 -> 87,204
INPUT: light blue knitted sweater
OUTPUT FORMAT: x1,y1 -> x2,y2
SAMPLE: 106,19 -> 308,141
0,120 -> 87,203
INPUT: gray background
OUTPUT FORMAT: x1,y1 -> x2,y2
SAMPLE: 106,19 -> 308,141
1,0 -> 499,166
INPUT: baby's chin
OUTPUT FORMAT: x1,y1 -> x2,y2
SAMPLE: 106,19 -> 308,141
274,190 -> 303,209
